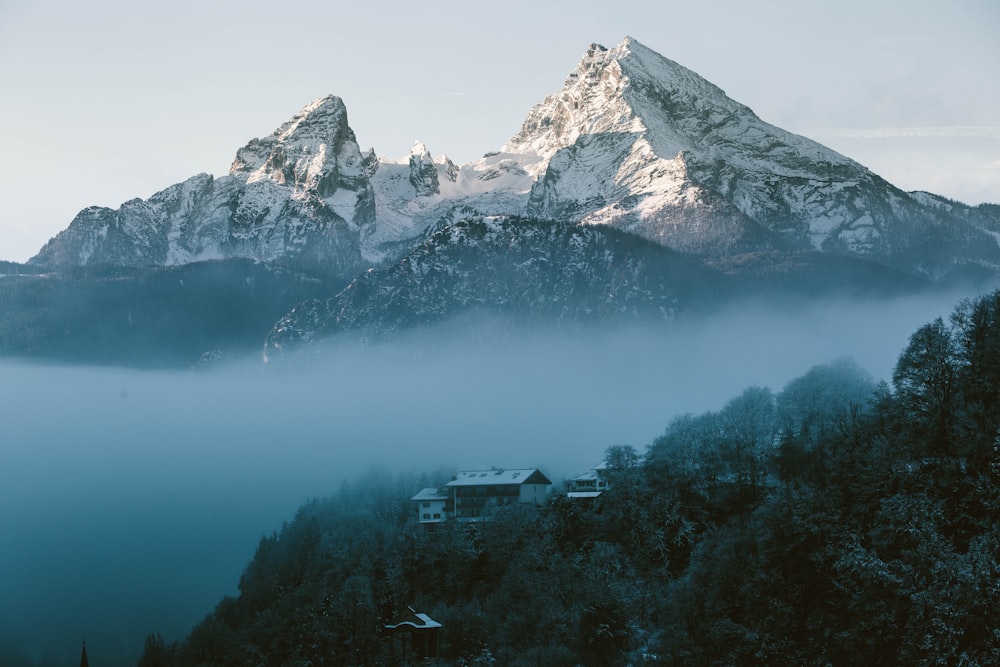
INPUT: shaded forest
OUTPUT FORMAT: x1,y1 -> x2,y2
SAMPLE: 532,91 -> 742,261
0,259 -> 344,367
140,290 -> 999,666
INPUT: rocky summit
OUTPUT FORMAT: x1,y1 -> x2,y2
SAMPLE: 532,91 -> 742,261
464,37 -> 999,277
31,96 -> 375,278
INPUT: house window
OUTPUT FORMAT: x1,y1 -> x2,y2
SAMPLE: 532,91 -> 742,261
422,502 -> 430,507
433,513 -> 441,519
422,513 -> 430,519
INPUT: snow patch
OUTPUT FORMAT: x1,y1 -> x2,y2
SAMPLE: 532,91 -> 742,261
326,187 -> 360,224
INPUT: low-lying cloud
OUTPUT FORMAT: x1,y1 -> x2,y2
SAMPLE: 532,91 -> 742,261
0,287 -> 978,665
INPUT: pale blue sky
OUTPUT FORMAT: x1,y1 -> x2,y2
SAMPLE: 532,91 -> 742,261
1,0 -> 997,262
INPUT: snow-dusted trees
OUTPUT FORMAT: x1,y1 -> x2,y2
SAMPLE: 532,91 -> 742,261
776,358 -> 876,485
951,290 -> 1000,463
603,444 -> 641,472
778,357 -> 874,448
645,387 -> 777,511
893,317 -> 959,457
646,411 -> 724,503
719,386 -> 777,504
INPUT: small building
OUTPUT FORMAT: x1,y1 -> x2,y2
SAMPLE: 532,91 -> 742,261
385,606 -> 442,660
566,464 -> 611,502
410,468 -> 553,523
411,487 -> 451,524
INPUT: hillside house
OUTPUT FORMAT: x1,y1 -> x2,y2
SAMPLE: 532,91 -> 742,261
411,487 -> 451,524
410,468 -> 553,523
566,463 -> 611,500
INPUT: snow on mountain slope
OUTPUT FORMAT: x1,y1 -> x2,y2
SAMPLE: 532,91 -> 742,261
32,96 -> 373,278
363,37 -> 1000,275
30,38 -> 1000,280
499,38 -> 1000,274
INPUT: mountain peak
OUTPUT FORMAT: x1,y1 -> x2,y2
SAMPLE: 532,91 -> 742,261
498,37 -> 986,267
503,39 -> 638,167
229,94 -> 360,197
505,36 -> 755,163
408,141 -> 439,196
276,94 -> 350,142
410,141 -> 431,158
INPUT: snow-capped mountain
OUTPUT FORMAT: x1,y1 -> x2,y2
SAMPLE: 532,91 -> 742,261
29,37 -> 1000,281
16,36 -> 1000,365
370,38 -> 1000,276
32,96 -> 375,278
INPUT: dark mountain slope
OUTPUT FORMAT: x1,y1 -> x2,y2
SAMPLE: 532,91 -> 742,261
0,260 -> 344,367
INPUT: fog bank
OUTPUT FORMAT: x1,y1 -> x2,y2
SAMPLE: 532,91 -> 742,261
0,289 -> 971,665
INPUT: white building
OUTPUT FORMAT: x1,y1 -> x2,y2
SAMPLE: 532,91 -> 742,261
410,468 -> 553,523
411,487 -> 450,524
566,464 -> 611,500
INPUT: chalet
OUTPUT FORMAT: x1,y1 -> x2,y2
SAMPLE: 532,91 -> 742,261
411,487 -> 451,524
410,468 -> 552,523
566,464 -> 611,501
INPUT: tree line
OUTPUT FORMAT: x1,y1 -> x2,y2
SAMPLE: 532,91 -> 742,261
140,289 -> 1000,666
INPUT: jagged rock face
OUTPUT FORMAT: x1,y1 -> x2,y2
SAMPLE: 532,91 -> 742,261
231,96 -> 373,203
408,142 -> 440,196
32,96 -> 373,278
263,215 -> 728,358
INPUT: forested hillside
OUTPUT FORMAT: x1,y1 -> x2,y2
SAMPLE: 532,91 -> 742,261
141,290 -> 1000,666
0,260 -> 344,366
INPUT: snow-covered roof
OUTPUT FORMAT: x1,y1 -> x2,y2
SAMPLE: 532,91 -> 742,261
446,468 -> 551,487
385,606 -> 442,630
570,463 -> 609,482
567,491 -> 603,499
410,487 -> 449,502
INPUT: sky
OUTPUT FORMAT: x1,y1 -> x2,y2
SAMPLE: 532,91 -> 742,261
0,0 -> 998,263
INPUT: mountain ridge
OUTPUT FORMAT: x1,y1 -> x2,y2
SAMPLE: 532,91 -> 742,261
10,37 -> 1000,364
31,95 -> 374,278
261,213 -> 933,360
27,36 -> 1000,282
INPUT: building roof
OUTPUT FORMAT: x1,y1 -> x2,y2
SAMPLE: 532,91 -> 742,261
570,463 -> 610,482
385,606 -> 442,630
445,468 -> 552,487
567,491 -> 603,499
410,487 -> 449,502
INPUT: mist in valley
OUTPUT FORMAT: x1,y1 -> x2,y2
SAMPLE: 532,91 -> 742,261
0,287 -> 981,666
